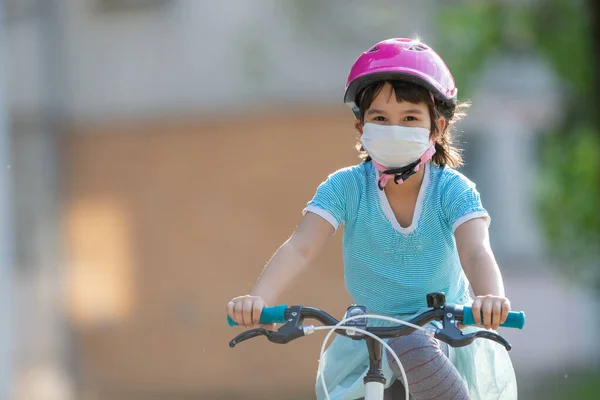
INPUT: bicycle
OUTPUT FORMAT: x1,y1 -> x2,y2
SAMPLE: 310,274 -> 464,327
227,292 -> 525,400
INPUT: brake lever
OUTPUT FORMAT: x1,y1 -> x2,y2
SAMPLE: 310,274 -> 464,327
469,330 -> 512,351
438,329 -> 512,350
434,304 -> 512,351
229,328 -> 271,348
228,305 -> 306,348
433,305 -> 466,348
265,305 -> 306,344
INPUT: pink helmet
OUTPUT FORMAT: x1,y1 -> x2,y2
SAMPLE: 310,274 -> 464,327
344,38 -> 457,112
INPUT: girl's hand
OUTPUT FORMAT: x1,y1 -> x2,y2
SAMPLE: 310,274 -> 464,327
227,295 -> 274,329
469,295 -> 511,330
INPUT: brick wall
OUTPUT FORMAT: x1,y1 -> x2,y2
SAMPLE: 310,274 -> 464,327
62,107 -> 361,398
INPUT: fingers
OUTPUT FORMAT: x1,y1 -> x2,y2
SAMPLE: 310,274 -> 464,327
227,296 -> 267,327
471,297 -> 483,326
252,299 -> 265,328
481,298 -> 493,329
500,300 -> 511,325
491,300 -> 502,330
242,297 -> 254,327
234,298 -> 245,326
227,301 -> 235,323
472,295 -> 512,330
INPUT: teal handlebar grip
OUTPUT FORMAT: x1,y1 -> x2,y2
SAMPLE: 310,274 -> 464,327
462,306 -> 525,329
227,304 -> 289,327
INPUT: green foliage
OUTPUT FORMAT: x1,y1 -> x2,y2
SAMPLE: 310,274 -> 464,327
530,369 -> 600,400
537,126 -> 600,285
532,0 -> 595,105
434,2 -> 503,97
435,0 -> 600,287
435,0 -> 593,100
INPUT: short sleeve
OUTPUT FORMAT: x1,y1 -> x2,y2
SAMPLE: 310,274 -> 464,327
441,169 -> 490,232
303,167 -> 357,231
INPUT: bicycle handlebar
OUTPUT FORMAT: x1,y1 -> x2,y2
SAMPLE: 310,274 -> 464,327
226,293 -> 525,351
227,305 -> 526,329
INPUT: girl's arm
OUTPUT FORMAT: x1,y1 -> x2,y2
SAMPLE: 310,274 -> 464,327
455,218 -> 510,330
228,212 -> 334,327
251,212 -> 333,303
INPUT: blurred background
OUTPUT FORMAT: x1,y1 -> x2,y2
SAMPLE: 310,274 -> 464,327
1,0 -> 599,399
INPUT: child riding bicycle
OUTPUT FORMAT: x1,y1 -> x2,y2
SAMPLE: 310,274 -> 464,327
227,38 -> 517,400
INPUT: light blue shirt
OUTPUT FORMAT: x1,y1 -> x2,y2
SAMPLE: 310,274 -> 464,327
306,163 -> 518,400
304,161 -> 490,315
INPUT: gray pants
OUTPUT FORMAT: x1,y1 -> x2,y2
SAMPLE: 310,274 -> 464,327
358,331 -> 469,400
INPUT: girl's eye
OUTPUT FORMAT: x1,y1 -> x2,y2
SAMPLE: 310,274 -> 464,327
404,116 -> 417,121
373,116 -> 386,122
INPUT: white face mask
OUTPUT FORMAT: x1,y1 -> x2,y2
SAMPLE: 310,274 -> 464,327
360,123 -> 431,169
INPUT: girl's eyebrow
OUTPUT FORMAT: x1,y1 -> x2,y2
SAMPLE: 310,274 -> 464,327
402,108 -> 424,114
365,108 -> 387,116
366,108 -> 424,116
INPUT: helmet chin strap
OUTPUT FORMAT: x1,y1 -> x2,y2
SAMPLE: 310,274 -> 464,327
371,142 -> 436,190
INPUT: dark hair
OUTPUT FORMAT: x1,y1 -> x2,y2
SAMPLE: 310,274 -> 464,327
355,80 -> 468,168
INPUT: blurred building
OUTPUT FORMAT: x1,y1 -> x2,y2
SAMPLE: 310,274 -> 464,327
3,1 -> 598,399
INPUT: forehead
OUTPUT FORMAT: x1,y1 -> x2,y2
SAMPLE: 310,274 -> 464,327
369,83 -> 428,111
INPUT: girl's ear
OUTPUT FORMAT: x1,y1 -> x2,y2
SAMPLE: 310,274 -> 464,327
355,119 -> 363,135
430,116 -> 446,140
436,116 -> 446,134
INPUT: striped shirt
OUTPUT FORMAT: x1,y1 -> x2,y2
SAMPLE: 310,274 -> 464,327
304,161 -> 489,315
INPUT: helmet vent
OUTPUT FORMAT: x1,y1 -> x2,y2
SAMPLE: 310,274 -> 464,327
408,44 -> 428,51
367,46 -> 379,53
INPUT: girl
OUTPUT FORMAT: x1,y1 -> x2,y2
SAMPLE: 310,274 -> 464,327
227,38 -> 517,399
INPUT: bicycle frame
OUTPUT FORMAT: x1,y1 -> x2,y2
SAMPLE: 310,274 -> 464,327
364,337 -> 387,400
365,381 -> 385,400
